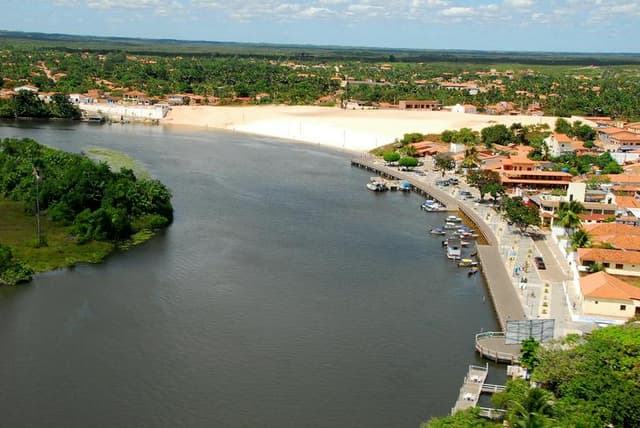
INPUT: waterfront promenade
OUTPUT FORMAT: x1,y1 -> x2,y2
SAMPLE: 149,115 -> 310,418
351,155 -> 591,339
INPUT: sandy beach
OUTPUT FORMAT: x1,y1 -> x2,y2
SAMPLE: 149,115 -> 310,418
161,105 -> 557,152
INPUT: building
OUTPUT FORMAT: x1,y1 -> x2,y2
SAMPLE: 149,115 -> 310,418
580,271 -> 640,319
544,133 -> 579,157
13,85 -> 39,93
398,100 -> 442,111
577,248 -> 640,277
451,103 -> 477,114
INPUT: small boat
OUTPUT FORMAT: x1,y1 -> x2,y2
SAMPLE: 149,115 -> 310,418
458,258 -> 479,267
424,204 -> 446,212
366,182 -> 387,191
399,180 -> 412,191
429,228 -> 446,235
446,237 -> 462,260
446,215 -> 462,223
443,222 -> 458,229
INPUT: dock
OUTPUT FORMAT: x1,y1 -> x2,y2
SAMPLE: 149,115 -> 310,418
475,332 -> 521,364
352,158 -> 459,212
451,364 -> 506,418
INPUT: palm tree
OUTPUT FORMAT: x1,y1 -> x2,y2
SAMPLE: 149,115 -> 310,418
570,227 -> 591,251
461,146 -> 480,170
509,387 -> 556,428
556,200 -> 584,237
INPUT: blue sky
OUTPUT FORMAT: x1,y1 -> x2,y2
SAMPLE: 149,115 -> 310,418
2,0 -> 640,52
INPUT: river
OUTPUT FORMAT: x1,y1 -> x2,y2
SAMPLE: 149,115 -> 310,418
0,120 -> 500,428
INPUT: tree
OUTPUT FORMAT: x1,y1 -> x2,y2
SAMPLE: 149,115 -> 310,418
12,90 -> 49,118
481,124 -> 513,148
502,196 -> 541,233
570,227 -> 591,250
382,151 -> 400,163
533,324 -> 640,427
555,117 -> 572,134
520,337 -> 540,370
403,144 -> 418,157
49,93 -> 81,119
467,169 -> 501,200
398,156 -> 418,169
433,153 -> 455,177
556,200 -> 584,236
460,145 -> 480,169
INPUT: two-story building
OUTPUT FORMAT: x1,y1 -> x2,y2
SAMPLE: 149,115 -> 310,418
544,133 -> 579,158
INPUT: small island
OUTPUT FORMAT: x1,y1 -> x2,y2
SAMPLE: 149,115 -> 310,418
0,137 -> 173,285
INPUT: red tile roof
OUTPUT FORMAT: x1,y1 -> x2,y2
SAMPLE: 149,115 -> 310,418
581,271 -> 640,300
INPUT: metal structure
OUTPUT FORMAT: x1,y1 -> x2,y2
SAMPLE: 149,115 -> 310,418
505,319 -> 555,344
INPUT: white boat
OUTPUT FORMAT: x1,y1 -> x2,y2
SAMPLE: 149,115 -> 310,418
446,215 -> 462,223
446,237 -> 462,260
429,227 -> 446,235
366,182 -> 387,191
443,222 -> 458,229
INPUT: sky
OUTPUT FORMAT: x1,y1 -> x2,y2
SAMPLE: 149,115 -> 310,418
1,0 -> 640,53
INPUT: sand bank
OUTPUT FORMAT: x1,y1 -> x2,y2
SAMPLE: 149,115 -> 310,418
161,105 -> 557,152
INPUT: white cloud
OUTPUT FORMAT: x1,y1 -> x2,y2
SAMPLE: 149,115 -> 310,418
440,6 -> 476,16
504,0 -> 534,8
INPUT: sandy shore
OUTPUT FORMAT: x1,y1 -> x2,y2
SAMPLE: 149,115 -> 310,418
161,105 -> 557,152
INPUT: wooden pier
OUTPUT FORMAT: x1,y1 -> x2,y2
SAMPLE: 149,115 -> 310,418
451,364 -> 488,414
351,158 -> 459,212
451,364 -> 507,418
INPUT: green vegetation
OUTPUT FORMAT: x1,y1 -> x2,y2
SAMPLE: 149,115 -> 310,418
434,153 -> 455,177
398,156 -> 418,169
424,323 -> 640,428
0,138 -> 173,285
1,32 -> 640,119
467,170 -> 503,200
501,196 -> 541,233
0,90 -> 81,120
86,148 -> 151,180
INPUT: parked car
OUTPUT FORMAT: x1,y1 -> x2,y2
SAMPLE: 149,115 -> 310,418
448,177 -> 459,185
534,256 -> 546,270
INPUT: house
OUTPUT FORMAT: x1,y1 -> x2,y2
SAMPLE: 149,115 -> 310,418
37,92 -> 55,103
398,100 -> 442,110
583,223 -> 640,251
451,103 -> 477,114
611,132 -> 640,151
13,85 -> 39,93
544,133 -> 579,157
577,248 -> 640,277
625,122 -> 640,134
580,271 -> 640,319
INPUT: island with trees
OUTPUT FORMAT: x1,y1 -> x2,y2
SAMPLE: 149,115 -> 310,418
0,138 -> 173,285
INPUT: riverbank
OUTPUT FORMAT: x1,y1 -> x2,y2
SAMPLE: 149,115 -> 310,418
161,105 -> 557,152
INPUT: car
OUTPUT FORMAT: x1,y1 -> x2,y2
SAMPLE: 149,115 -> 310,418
448,178 -> 459,185
534,256 -> 546,270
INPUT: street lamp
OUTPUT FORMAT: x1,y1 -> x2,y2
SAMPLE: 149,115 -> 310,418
32,166 -> 41,246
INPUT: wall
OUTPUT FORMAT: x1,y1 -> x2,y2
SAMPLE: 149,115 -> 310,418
583,297 -> 636,319
80,104 -> 169,122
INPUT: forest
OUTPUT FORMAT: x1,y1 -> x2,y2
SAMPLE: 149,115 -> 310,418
1,31 -> 640,119
0,138 -> 173,285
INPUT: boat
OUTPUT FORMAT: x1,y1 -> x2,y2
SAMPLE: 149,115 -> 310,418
429,227 -> 446,235
399,180 -> 412,191
443,222 -> 458,229
458,258 -> 479,267
468,267 -> 479,276
446,215 -> 462,223
423,203 -> 446,212
446,237 -> 462,260
366,182 -> 387,191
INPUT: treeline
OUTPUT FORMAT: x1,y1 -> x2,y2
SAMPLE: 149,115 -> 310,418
0,91 -> 81,119
2,44 -> 640,119
0,138 -> 173,283
424,323 -> 640,427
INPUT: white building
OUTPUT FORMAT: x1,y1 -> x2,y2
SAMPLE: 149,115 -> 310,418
451,103 -> 477,114
544,133 -> 576,158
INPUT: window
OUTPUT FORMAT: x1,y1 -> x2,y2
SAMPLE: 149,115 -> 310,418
620,305 -> 627,311
616,264 -> 624,269
603,263 -> 610,268
595,301 -> 599,304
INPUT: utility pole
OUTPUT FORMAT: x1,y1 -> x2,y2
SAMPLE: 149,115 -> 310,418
32,166 -> 41,246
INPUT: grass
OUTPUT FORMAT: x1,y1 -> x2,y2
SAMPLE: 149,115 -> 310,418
86,148 -> 151,180
0,198 -> 113,273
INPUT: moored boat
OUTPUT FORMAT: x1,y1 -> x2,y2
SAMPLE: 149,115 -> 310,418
446,215 -> 462,223
429,227 -> 446,235
458,258 -> 479,267
446,237 -> 462,260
